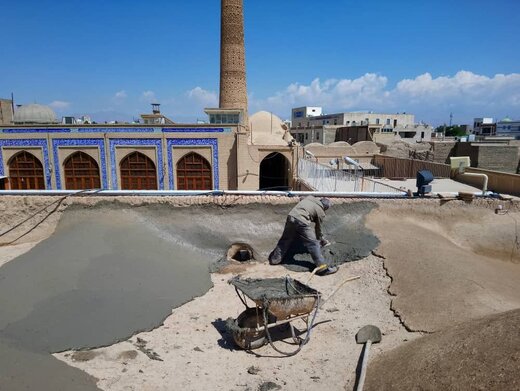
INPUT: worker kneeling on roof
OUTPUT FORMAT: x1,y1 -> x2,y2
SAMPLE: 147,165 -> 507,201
269,196 -> 338,276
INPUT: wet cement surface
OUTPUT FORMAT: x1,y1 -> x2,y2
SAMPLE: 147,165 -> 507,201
0,204 -> 213,390
0,201 -> 379,390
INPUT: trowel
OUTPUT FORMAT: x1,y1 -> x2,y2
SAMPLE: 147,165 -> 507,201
355,325 -> 382,391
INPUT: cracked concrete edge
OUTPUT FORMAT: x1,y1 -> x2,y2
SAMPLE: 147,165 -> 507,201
371,249 -> 431,335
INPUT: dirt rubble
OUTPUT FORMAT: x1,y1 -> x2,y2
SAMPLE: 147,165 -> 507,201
0,195 -> 518,390
365,309 -> 520,391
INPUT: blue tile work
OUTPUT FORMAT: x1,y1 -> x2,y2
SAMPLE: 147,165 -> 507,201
77,128 -> 156,133
0,139 -> 52,189
162,128 -> 230,133
2,128 -> 71,133
109,139 -> 164,190
166,138 -> 219,190
51,139 -> 108,190
2,127 -> 230,134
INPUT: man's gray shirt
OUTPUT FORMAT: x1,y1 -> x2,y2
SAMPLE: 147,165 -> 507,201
288,196 -> 326,240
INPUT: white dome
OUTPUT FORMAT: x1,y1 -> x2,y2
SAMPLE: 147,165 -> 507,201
13,104 -> 57,124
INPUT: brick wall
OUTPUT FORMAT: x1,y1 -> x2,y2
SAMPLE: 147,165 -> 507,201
429,141 -> 456,164
475,145 -> 518,173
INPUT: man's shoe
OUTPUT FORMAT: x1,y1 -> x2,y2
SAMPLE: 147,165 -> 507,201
269,256 -> 282,265
317,265 -> 338,276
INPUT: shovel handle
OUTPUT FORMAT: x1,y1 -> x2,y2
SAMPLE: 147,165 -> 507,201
356,340 -> 372,391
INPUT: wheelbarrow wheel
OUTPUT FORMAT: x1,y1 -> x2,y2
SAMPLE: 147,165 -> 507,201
232,308 -> 272,350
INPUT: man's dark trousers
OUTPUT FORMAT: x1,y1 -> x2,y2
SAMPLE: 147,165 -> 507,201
269,216 -> 325,266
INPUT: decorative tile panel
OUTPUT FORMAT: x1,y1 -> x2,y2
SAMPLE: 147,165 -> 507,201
166,138 -> 219,190
0,139 -> 51,189
2,128 -> 71,133
51,139 -> 108,190
109,139 -> 164,190
162,128 -> 228,133
76,128 -> 155,133
2,127 -> 231,134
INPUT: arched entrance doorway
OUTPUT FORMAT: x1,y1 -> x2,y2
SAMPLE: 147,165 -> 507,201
64,152 -> 101,190
120,151 -> 158,190
176,152 -> 212,190
8,151 -> 46,190
259,152 -> 290,190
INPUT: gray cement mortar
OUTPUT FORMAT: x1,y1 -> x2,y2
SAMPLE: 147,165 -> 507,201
0,201 -> 380,390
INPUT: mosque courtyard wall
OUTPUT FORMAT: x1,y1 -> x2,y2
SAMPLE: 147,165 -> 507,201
0,125 -> 239,191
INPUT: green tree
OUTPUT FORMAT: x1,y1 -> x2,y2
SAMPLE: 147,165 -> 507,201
435,124 -> 467,137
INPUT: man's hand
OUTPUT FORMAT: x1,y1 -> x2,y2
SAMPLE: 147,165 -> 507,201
320,238 -> 331,247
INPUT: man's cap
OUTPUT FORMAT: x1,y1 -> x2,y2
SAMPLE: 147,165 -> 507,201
320,198 -> 332,210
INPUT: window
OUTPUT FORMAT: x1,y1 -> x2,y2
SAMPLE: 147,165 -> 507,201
316,132 -> 320,140
176,152 -> 212,190
8,151 -> 45,190
305,133 -> 308,140
64,151 -> 101,190
376,118 -> 380,125
386,119 -> 391,125
120,152 -> 157,190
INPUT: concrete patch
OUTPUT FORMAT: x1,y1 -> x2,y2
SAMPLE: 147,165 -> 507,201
367,202 -> 520,332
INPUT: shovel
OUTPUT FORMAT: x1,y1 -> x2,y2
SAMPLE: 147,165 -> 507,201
355,325 -> 382,391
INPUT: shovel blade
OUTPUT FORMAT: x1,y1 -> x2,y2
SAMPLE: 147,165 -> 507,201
356,325 -> 382,344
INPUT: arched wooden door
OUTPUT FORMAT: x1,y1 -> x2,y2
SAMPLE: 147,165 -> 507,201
8,151 -> 46,190
176,152 -> 212,190
64,152 -> 101,190
120,151 -> 157,190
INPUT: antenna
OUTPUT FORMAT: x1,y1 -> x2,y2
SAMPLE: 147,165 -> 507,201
449,112 -> 453,127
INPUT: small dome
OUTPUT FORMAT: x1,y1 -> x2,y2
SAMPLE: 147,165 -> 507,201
249,111 -> 294,145
13,104 -> 58,124
501,117 -> 512,122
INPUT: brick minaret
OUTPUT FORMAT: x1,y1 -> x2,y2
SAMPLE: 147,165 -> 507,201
219,0 -> 248,125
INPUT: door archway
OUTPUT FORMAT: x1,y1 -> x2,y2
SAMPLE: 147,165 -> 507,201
64,151 -> 101,190
259,152 -> 290,190
176,152 -> 212,190
8,151 -> 46,190
120,151 -> 158,190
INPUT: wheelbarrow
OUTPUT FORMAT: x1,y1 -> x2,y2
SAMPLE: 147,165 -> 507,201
226,276 -> 322,357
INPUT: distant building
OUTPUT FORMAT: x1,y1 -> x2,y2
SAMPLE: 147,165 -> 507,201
290,106 -> 431,145
140,103 -> 175,125
291,107 -> 414,129
0,99 -> 14,125
496,117 -> 520,139
473,117 -> 496,136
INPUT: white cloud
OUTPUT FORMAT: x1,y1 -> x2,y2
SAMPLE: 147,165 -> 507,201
112,90 -> 127,104
48,100 -> 70,110
253,71 -> 520,124
186,87 -> 218,107
141,90 -> 157,103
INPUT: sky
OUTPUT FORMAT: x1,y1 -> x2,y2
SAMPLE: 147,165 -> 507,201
1,0 -> 519,126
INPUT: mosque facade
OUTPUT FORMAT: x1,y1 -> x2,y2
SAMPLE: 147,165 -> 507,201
0,0 -> 300,192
